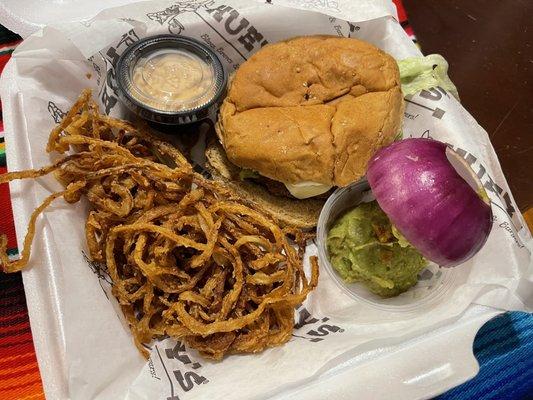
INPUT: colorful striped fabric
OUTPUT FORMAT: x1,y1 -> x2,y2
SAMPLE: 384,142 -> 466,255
0,273 -> 44,400
0,3 -> 531,400
0,25 -> 44,400
437,312 -> 533,400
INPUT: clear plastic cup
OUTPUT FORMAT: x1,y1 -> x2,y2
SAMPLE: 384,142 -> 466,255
316,180 -> 459,313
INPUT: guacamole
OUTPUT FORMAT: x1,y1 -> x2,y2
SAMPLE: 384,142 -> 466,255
326,201 -> 427,297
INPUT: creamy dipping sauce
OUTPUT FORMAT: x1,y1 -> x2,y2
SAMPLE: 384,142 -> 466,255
116,35 -> 226,125
131,49 -> 216,112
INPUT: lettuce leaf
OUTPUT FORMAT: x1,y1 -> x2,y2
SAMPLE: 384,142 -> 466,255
239,168 -> 260,180
398,54 -> 459,100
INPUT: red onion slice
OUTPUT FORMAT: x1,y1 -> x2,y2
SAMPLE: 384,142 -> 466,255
367,138 -> 492,267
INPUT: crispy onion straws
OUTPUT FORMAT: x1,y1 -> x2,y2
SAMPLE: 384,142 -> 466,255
0,90 -> 318,359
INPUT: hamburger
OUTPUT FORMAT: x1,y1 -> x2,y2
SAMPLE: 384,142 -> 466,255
207,35 -> 403,229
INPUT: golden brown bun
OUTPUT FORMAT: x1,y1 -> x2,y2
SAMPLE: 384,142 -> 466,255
205,141 -> 324,229
218,35 -> 403,187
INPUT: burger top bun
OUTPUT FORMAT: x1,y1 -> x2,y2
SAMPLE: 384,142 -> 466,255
217,35 -> 404,187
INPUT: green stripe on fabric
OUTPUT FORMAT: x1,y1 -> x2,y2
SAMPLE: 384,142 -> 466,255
0,152 -> 5,166
7,248 -> 19,257
0,49 -> 14,56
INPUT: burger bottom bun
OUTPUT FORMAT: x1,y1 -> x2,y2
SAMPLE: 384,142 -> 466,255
205,141 -> 324,229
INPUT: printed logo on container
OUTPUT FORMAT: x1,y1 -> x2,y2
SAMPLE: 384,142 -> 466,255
47,101 -> 66,123
82,251 -> 113,299
150,341 -> 210,400
147,1 -> 216,35
404,87 -> 449,120
87,54 -> 104,86
292,305 -> 344,342
268,1 -> 359,39
96,28 -> 140,114
268,0 -> 340,12
45,28 -> 141,120
146,1 -> 269,71
403,87 -> 525,248
147,306 -> 344,399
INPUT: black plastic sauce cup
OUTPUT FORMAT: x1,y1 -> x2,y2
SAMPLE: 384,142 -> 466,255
115,34 -> 226,127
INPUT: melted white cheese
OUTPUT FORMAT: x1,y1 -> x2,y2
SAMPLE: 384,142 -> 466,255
284,181 -> 332,199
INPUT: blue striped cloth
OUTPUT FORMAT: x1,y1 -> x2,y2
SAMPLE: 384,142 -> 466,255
437,312 -> 533,400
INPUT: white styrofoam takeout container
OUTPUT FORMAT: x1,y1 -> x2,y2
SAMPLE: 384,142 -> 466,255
0,1 -> 517,399
0,36 -> 505,400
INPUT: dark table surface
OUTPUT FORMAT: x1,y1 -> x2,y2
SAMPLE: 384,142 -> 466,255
403,0 -> 532,213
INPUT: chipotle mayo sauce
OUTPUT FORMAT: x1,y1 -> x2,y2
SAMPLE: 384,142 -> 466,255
116,35 -> 226,125
131,49 -> 216,111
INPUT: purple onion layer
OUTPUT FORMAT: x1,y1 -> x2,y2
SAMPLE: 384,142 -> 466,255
367,138 -> 492,267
